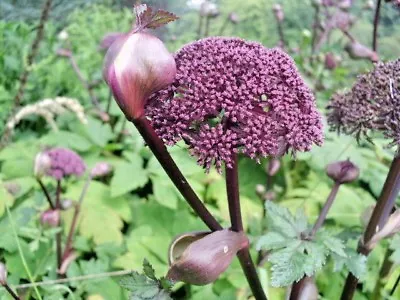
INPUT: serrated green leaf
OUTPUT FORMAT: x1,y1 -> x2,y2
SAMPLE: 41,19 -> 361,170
303,242 -> 328,276
317,231 -> 347,258
143,259 -> 157,281
265,201 -> 298,238
256,232 -> 288,251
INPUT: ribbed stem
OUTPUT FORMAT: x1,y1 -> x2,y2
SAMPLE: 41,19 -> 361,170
372,0 -> 382,52
341,156 -> 400,300
225,154 -> 267,300
132,116 -> 222,231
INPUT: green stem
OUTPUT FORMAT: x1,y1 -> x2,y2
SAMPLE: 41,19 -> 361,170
5,205 -> 43,300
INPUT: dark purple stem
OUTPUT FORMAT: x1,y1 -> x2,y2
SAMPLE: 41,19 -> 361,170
372,0 -> 382,52
390,273 -> 400,295
62,175 -> 92,262
37,178 -> 55,209
341,156 -> 400,300
55,180 -> 62,272
226,155 -> 243,231
310,182 -> 341,237
226,154 -> 267,300
132,116 -> 222,231
3,284 -> 20,300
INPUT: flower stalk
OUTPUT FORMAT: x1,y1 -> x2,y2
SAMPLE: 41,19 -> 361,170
133,116 -> 222,231
225,154 -> 267,300
372,0 -> 382,52
55,180 -> 62,273
341,155 -> 400,300
36,178 -> 55,209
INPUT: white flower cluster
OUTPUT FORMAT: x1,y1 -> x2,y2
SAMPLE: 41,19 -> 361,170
6,97 -> 87,131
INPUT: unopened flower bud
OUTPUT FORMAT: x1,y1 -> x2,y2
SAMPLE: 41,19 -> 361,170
167,229 -> 248,285
90,162 -> 113,178
345,41 -> 379,62
61,199 -> 74,210
34,151 -> 52,178
272,4 -> 284,22
326,160 -> 359,184
200,1 -> 220,18
267,158 -> 281,176
228,12 -> 239,24
289,277 -> 318,300
40,209 -> 60,227
364,0 -> 374,9
338,0 -> 353,10
103,32 -> 176,120
255,184 -> 266,198
0,263 -> 7,286
324,52 -> 337,70
56,48 -> 72,57
58,30 -> 69,41
265,191 -> 276,201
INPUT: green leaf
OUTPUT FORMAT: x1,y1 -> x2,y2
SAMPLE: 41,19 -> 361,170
111,161 -> 148,198
265,201 -> 300,238
119,260 -> 173,300
143,259 -> 157,281
317,231 -> 347,258
389,234 -> 400,264
256,232 -> 288,251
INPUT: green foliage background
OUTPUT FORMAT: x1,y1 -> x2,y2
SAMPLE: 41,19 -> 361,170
0,0 -> 399,299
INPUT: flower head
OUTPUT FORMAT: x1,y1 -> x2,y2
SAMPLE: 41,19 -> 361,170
44,147 -> 86,180
146,37 -> 323,171
327,59 -> 400,148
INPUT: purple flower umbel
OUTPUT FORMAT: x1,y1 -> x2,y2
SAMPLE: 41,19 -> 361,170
146,37 -> 323,171
45,148 -> 86,180
327,59 -> 400,148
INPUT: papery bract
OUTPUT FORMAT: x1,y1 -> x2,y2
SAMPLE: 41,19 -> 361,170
167,230 -> 248,285
103,32 -> 176,120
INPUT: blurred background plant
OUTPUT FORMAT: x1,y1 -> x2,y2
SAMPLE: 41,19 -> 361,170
0,0 -> 399,299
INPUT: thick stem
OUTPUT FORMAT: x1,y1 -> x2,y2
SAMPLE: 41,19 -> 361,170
3,284 -> 20,300
237,249 -> 268,300
55,180 -> 62,272
225,155 -> 243,231
372,0 -> 382,52
62,175 -> 92,261
132,116 -> 221,231
310,182 -> 341,237
37,178 -> 54,209
341,156 -> 400,300
225,154 -> 267,300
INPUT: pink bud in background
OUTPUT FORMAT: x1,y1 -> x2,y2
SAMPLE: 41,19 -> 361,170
90,162 -> 113,178
167,230 -> 248,285
324,52 -> 337,70
345,41 -> 379,62
228,12 -> 240,24
40,209 -> 60,227
103,32 -> 176,120
326,160 -> 359,184
34,151 -> 52,178
272,4 -> 285,22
